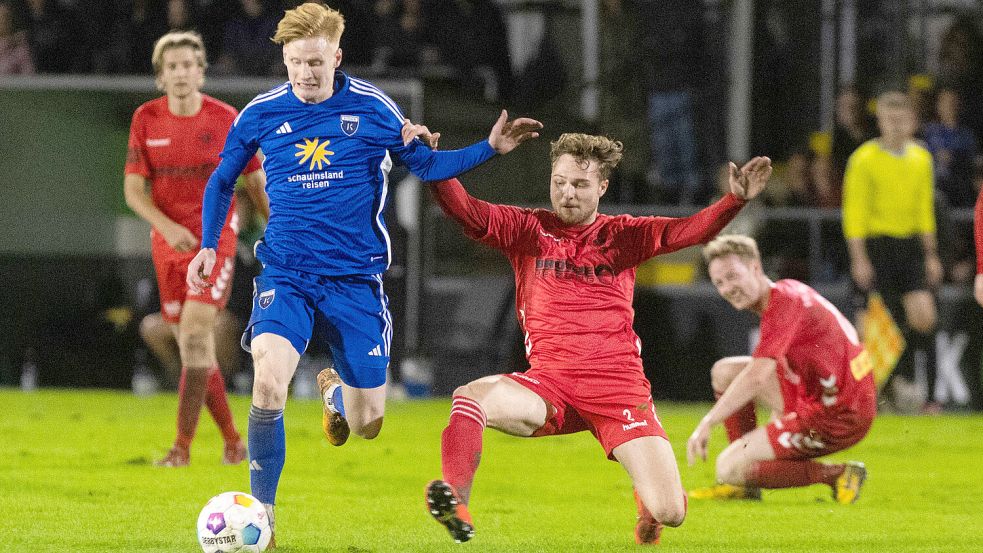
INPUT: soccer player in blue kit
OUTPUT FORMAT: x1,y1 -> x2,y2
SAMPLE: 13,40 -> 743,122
186,1 -> 541,545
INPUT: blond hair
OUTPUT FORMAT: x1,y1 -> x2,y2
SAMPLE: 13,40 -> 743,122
272,2 -> 345,45
151,31 -> 207,76
875,90 -> 911,114
549,133 -> 624,180
703,234 -> 761,264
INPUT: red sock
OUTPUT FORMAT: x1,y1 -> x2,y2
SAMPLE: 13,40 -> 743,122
716,391 -> 756,443
205,366 -> 241,444
174,367 -> 208,450
747,460 -> 844,489
441,396 -> 486,504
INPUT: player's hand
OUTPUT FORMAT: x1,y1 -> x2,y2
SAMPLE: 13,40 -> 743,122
850,257 -> 875,291
925,253 -> 943,288
686,421 -> 711,466
186,248 -> 217,294
401,118 -> 440,148
975,274 -> 983,308
161,222 -> 199,253
728,156 -> 772,200
488,109 -> 543,155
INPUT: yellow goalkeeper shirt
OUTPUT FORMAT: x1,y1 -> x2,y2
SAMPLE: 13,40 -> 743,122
842,139 -> 936,239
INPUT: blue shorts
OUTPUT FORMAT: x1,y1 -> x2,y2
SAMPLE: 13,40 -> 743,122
243,264 -> 392,389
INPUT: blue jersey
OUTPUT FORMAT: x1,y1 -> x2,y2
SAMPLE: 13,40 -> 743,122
202,72 -> 496,275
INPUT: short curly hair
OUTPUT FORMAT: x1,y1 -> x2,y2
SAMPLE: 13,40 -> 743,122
549,133 -> 624,180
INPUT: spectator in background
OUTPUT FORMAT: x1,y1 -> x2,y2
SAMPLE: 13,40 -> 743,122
924,86 -> 979,285
924,86 -> 978,208
936,15 -> 983,146
597,0 -> 650,203
422,0 -> 514,103
214,0 -> 279,76
907,74 -> 935,138
975,182 -> 983,307
831,86 -> 874,195
20,0 -> 81,72
370,0 -> 424,70
842,91 -> 941,414
0,0 -> 34,74
638,0 -> 705,205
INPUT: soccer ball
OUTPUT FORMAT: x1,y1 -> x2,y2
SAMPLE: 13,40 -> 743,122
196,491 -> 272,553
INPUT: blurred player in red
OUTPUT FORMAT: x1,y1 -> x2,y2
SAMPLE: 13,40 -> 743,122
412,128 -> 771,545
687,235 -> 874,504
123,31 -> 267,467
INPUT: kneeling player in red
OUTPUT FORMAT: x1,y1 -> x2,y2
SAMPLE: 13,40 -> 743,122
687,235 -> 875,504
415,129 -> 772,544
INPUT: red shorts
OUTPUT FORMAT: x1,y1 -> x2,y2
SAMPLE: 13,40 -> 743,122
766,402 -> 875,460
504,368 -> 668,460
152,248 -> 235,324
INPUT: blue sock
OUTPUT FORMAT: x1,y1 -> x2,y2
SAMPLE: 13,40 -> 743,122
331,385 -> 346,418
248,405 -> 285,505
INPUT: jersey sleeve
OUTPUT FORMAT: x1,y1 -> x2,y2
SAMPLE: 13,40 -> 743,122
369,96 -> 497,181
841,151 -> 870,239
202,110 -> 260,249
753,290 -> 804,360
124,107 -> 150,178
617,193 -> 746,264
430,178 -> 533,251
916,151 -> 937,235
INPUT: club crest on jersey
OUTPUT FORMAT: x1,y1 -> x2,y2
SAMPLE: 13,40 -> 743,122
340,114 -> 359,136
258,289 -> 275,309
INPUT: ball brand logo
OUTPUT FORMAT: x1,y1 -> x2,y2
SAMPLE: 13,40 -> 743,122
206,512 -> 226,534
295,137 -> 334,170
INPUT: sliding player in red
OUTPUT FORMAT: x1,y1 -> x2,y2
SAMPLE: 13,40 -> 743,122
124,31 -> 267,467
416,130 -> 771,544
687,235 -> 874,503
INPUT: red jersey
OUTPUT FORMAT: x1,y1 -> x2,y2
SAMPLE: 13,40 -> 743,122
754,279 -> 875,418
124,94 -> 261,258
432,178 -> 745,376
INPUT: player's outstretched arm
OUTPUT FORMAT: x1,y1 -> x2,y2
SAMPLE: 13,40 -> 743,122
186,248 -> 217,295
727,156 -> 772,200
487,109 -> 543,155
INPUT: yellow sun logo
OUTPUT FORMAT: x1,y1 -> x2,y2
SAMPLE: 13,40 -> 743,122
294,137 -> 334,171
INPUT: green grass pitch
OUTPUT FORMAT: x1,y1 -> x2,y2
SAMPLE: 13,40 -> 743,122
3,388 -> 982,552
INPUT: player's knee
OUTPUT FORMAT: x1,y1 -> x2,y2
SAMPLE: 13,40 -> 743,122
655,501 -> 686,528
350,416 -> 384,439
452,384 -> 478,400
178,330 -> 211,364
715,455 -> 747,486
139,313 -> 165,341
251,368 -> 289,408
710,359 -> 739,393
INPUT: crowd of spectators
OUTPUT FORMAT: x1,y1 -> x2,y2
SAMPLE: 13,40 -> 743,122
4,1 -> 983,285
0,0 -> 515,100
